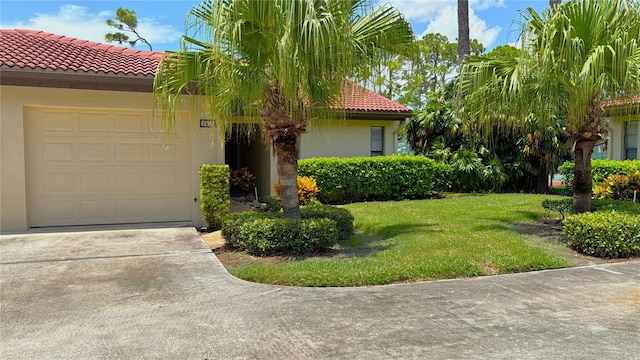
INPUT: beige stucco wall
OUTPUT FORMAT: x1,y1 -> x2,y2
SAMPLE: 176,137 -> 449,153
606,115 -> 639,160
0,85 -> 221,232
299,119 -> 399,159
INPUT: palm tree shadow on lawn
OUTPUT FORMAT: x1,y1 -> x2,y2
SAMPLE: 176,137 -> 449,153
214,223 -> 439,268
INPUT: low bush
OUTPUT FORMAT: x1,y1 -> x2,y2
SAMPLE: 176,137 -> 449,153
300,203 -> 354,240
542,199 -> 573,220
200,164 -> 230,230
593,170 -> 640,201
222,212 -> 337,256
222,203 -> 354,255
263,194 -> 281,212
298,155 -> 452,203
563,211 -> 640,258
559,159 -> 640,185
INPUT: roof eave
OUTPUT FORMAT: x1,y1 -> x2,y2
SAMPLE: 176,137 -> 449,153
0,68 -> 155,93
346,110 -> 412,120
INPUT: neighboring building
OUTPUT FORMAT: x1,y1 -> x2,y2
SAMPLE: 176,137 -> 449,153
0,29 -> 411,232
603,96 -> 640,160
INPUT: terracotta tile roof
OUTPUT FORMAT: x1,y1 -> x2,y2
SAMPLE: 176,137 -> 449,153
1,29 -> 410,115
341,82 -> 411,114
0,29 -> 161,76
602,95 -> 640,108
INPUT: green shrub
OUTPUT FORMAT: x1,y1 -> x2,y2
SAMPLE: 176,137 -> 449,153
200,164 -> 230,230
563,211 -> 640,258
263,194 -> 281,212
559,159 -> 640,185
593,170 -> 640,201
222,212 -> 337,255
542,199 -> 573,220
298,155 -> 452,203
300,203 -> 354,240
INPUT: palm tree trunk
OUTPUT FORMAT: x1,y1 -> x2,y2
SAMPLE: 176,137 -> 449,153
457,0 -> 470,62
262,80 -> 302,219
549,0 -> 562,8
274,133 -> 302,219
573,139 -> 595,213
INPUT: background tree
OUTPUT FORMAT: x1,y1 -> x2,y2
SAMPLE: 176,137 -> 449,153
105,7 -> 152,50
456,0 -> 640,212
457,0 -> 470,62
154,0 -> 413,218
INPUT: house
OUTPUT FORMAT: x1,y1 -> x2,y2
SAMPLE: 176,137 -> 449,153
0,29 -> 411,232
603,96 -> 639,160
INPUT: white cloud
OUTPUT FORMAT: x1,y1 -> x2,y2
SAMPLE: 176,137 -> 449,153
421,6 -> 500,48
383,0 -> 452,21
471,0 -> 506,11
382,0 -> 502,48
0,4 -> 180,50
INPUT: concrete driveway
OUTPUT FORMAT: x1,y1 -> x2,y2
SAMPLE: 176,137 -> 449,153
1,226 -> 639,359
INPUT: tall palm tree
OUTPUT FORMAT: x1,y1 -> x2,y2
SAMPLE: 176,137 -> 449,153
154,0 -> 413,218
457,0 -> 470,62
456,0 -> 640,213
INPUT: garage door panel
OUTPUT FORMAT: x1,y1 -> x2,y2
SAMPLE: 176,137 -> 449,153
114,114 -> 146,134
115,142 -> 146,161
29,199 -> 77,227
116,170 -> 146,192
79,142 -> 111,161
44,171 -> 76,193
116,199 -> 146,219
79,170 -> 113,192
42,141 -> 76,162
41,111 -> 75,132
149,143 -> 178,161
78,113 -> 111,133
27,168 -> 76,195
79,200 -> 115,222
149,198 -> 190,217
26,107 -> 192,227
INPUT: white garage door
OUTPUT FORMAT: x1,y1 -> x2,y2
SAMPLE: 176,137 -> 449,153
25,107 -> 192,227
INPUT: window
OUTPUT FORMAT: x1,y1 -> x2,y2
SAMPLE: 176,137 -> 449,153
624,120 -> 638,160
371,127 -> 384,156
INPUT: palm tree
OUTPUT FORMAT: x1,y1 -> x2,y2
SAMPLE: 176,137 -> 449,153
457,0 -> 470,62
549,0 -> 562,7
154,0 -> 413,218
456,0 -> 640,213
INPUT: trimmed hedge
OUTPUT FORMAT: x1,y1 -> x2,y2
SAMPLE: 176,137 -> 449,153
221,204 -> 354,255
222,212 -> 337,255
298,155 -> 452,203
300,203 -> 354,240
200,164 -> 230,230
563,211 -> 640,258
559,159 -> 640,185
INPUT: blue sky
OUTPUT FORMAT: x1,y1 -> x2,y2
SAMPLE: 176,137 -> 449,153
1,0 -> 550,52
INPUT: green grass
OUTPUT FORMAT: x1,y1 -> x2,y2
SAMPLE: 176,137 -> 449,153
228,194 -> 570,286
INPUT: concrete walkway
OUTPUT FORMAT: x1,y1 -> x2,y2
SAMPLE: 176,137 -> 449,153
1,226 -> 639,359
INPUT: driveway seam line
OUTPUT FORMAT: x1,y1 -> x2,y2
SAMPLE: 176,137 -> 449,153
0,249 -> 212,265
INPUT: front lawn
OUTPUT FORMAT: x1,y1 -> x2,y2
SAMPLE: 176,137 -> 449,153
225,194 -> 573,286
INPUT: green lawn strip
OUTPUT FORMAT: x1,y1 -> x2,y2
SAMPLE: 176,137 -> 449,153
229,194 -> 570,286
